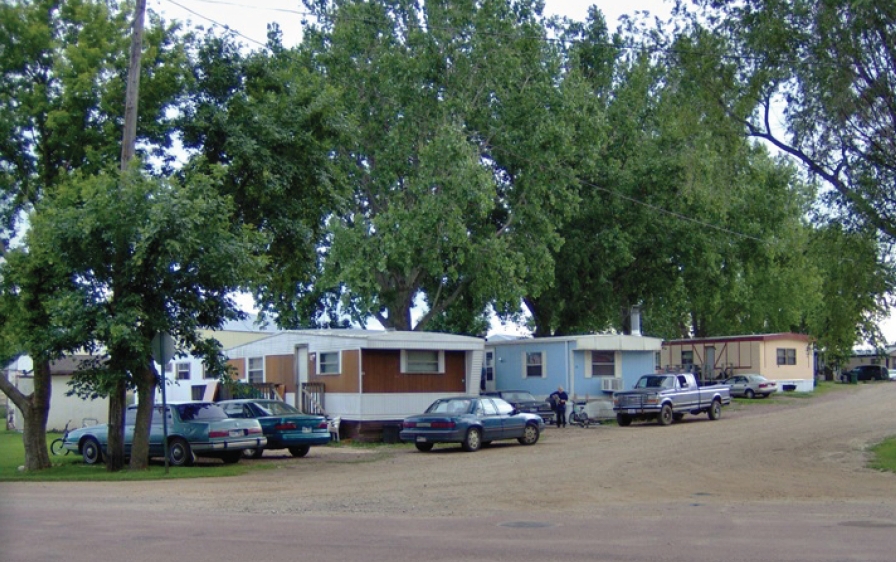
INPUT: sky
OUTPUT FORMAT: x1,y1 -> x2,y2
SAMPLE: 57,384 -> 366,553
146,0 -> 896,343
150,0 -> 673,49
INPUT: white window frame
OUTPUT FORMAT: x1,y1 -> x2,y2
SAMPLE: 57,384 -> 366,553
317,351 -> 342,375
585,350 -> 617,379
523,351 -> 546,379
247,357 -> 264,383
400,350 -> 445,374
776,348 -> 796,366
175,362 -> 191,381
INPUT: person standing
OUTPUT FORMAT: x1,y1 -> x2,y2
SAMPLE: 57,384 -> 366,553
550,386 -> 569,428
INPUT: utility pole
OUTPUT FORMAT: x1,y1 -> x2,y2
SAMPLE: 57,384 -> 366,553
120,0 -> 147,170
107,0 -> 147,473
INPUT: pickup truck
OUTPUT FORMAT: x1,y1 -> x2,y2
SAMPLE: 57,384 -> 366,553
613,373 -> 730,426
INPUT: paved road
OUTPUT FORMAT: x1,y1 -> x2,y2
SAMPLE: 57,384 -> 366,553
2,383 -> 895,561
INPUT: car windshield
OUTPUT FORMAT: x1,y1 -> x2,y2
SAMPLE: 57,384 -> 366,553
635,376 -> 673,389
502,392 -> 535,402
426,399 -> 473,415
175,403 -> 228,421
253,401 -> 300,416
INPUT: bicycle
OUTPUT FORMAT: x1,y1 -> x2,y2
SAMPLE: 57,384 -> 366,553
568,401 -> 591,428
50,420 -> 73,456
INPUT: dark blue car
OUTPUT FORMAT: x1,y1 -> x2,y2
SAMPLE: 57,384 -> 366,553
219,399 -> 331,458
400,396 -> 544,452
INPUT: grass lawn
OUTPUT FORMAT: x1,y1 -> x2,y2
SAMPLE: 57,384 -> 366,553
869,437 -> 896,474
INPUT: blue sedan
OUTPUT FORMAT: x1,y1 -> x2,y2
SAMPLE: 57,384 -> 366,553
62,402 -> 266,466
218,399 -> 331,458
400,396 -> 544,452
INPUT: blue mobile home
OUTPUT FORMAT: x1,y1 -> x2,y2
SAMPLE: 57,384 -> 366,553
484,334 -> 663,420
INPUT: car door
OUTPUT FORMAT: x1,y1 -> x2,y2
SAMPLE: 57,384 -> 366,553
494,398 -> 524,438
728,376 -> 747,396
477,399 -> 504,441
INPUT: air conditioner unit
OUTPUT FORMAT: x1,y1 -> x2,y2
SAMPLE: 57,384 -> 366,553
600,377 -> 623,392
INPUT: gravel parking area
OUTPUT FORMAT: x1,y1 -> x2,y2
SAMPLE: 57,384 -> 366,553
5,384 -> 896,518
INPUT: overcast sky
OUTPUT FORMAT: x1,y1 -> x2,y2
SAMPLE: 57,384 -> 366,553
150,0 -> 673,49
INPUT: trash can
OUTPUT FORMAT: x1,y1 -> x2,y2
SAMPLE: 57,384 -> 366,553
849,372 -> 858,384
382,423 -> 401,444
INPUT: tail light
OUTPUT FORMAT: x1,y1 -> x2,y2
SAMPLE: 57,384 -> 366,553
403,421 -> 417,428
274,422 -> 297,430
247,427 -> 262,435
431,421 -> 456,429
209,430 -> 229,438
317,421 -> 329,430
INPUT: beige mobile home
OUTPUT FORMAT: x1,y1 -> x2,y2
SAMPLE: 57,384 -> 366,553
661,333 -> 814,391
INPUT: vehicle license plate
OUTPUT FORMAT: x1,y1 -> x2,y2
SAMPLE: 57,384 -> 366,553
627,409 -> 638,414
416,436 -> 427,443
302,426 -> 311,433
417,422 -> 431,428
229,429 -> 242,437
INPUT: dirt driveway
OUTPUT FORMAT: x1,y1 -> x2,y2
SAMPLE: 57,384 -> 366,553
13,382 -> 893,519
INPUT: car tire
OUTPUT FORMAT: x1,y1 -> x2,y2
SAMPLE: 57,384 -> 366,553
461,428 -> 481,452
708,399 -> 722,421
242,447 -> 265,459
168,437 -> 194,467
221,451 -> 242,464
81,437 -> 103,465
289,445 -> 311,458
415,443 -> 434,452
518,423 -> 540,446
657,404 -> 674,426
745,389 -> 755,399
616,413 -> 632,426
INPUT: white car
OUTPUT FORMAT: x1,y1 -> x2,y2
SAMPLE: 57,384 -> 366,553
723,374 -> 778,399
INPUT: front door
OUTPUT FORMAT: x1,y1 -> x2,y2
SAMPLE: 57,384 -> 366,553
294,345 -> 309,411
482,348 -> 496,392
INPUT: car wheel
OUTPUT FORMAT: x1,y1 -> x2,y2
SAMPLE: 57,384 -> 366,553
289,445 -> 311,458
657,404 -> 673,426
81,437 -> 103,465
708,399 -> 722,421
415,442 -> 434,452
242,447 -> 265,459
221,451 -> 242,464
518,423 -> 540,446
461,428 -> 481,452
616,413 -> 632,426
168,437 -> 194,467
745,389 -> 755,399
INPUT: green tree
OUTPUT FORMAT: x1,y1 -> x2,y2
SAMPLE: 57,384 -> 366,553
298,0 -> 602,332
0,0 -> 191,469
179,27 -> 350,330
24,165 -> 263,471
690,0 -> 896,240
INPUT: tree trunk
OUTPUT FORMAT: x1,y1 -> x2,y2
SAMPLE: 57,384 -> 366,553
128,360 -> 157,471
0,358 -> 54,471
105,378 -> 127,472
524,297 -> 553,337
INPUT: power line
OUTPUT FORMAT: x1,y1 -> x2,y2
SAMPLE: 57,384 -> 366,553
160,0 -> 271,49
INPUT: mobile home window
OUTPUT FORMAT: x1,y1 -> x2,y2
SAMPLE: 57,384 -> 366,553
590,351 -> 615,378
777,348 -> 796,366
681,350 -> 694,368
203,365 -> 216,379
401,350 -> 443,374
318,351 -> 341,375
175,362 -> 190,381
248,357 -> 264,383
525,352 -> 544,378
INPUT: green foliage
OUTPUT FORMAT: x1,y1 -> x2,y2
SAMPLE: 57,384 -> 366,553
0,0 -> 192,233
18,164 -> 266,399
297,0 -> 603,331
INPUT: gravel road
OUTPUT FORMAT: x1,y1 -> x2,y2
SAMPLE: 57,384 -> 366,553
6,382 -> 893,520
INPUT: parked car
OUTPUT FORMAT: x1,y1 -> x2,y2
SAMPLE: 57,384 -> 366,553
723,374 -> 778,399
62,402 -> 266,466
480,390 -> 555,423
400,396 -> 544,452
840,365 -> 890,382
218,399 -> 330,458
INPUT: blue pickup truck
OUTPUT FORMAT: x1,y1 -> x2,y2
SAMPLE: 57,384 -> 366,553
613,373 -> 730,426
